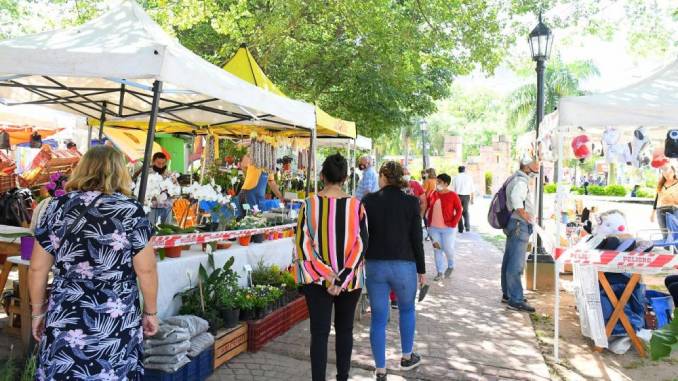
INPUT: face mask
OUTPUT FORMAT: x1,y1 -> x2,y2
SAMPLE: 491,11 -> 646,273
436,184 -> 446,192
153,165 -> 166,174
528,171 -> 538,179
403,175 -> 411,182
358,164 -> 366,171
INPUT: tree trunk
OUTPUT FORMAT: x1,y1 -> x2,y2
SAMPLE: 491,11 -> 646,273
404,134 -> 410,168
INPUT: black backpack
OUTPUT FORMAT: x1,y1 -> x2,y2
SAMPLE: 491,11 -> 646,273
664,130 -> 678,158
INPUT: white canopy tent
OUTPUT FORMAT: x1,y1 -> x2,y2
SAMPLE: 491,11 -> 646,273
316,134 -> 372,194
532,58 -> 678,363
0,0 -> 316,200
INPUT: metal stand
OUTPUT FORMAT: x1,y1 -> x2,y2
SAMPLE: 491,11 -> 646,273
137,80 -> 163,203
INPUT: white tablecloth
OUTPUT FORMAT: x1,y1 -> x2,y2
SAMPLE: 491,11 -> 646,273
156,238 -> 295,318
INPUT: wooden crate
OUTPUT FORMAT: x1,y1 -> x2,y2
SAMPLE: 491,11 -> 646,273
213,323 -> 248,369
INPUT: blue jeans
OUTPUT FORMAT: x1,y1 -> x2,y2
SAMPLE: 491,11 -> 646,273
365,260 -> 417,369
501,218 -> 532,304
428,227 -> 457,274
148,207 -> 171,226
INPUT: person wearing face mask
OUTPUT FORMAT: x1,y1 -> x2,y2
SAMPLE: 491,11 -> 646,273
501,154 -> 540,313
355,155 -> 379,200
147,152 -> 176,225
424,174 -> 462,281
649,165 -> 678,308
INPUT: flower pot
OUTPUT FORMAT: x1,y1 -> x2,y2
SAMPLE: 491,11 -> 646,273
254,307 -> 266,320
251,234 -> 264,244
221,308 -> 240,329
238,235 -> 251,246
164,246 -> 182,258
20,236 -> 34,261
182,245 -> 191,251
239,309 -> 255,321
217,241 -> 232,250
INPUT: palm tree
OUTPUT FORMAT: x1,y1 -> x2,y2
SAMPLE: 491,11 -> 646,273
506,56 -> 599,132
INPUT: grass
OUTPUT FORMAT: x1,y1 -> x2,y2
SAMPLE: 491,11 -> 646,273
480,233 -> 505,252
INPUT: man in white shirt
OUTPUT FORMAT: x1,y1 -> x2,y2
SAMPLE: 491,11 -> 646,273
452,166 -> 474,233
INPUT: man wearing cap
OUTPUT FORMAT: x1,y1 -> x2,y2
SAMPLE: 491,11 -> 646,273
501,155 -> 540,313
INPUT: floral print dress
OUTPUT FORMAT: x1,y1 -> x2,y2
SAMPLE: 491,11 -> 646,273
34,191 -> 153,381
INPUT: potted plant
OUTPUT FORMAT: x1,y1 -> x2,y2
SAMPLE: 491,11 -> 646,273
236,215 -> 266,245
236,288 -> 256,321
154,224 -> 198,259
281,271 -> 298,304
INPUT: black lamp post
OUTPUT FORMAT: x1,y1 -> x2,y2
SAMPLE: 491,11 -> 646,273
529,13 -> 553,254
419,120 -> 429,172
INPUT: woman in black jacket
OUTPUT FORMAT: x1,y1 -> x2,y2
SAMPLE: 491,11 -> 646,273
362,161 -> 426,380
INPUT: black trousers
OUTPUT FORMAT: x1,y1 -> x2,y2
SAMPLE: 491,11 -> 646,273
666,275 -> 678,306
458,195 -> 471,233
301,284 -> 361,381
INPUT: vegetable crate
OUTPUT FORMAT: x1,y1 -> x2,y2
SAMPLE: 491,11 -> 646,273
213,323 -> 248,369
246,304 -> 288,352
144,347 -> 213,381
285,296 -> 309,329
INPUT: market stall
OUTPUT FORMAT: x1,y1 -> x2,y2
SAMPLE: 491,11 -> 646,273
530,58 -> 678,361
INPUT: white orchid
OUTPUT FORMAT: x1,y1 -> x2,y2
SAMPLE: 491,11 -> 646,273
185,182 -> 231,204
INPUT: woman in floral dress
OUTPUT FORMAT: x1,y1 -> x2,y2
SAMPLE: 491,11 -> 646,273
28,146 -> 159,381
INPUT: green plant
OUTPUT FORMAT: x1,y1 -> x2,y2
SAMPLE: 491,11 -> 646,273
20,355 -> 36,381
484,172 -> 493,195
635,187 -> 655,199
236,215 -> 267,229
544,183 -> 557,194
569,186 -> 584,195
587,185 -> 606,196
177,255 -> 239,318
235,288 -> 256,311
252,260 -> 286,287
650,308 -> 678,361
0,347 -> 17,381
605,185 -> 627,197
281,271 -> 297,291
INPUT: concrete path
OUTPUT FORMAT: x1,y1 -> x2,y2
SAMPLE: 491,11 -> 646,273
212,232 -> 550,380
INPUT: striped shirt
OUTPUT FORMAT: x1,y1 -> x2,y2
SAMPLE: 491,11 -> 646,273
294,195 -> 368,291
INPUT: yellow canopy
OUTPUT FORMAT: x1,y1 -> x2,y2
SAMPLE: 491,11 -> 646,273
224,45 -> 356,139
103,127 -> 165,162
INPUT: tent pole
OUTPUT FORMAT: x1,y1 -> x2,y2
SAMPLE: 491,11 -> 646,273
87,124 -> 93,150
98,101 -> 107,141
137,80 -> 163,203
554,129 -> 564,363
312,128 -> 318,193
305,133 -> 313,195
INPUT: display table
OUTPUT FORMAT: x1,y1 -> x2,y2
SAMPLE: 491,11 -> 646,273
5,256 -> 30,352
557,245 -> 678,357
156,238 -> 295,319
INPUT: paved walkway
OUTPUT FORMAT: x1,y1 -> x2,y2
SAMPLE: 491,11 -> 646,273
212,232 -> 550,380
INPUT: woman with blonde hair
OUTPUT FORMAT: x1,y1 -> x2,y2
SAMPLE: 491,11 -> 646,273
29,145 -> 158,380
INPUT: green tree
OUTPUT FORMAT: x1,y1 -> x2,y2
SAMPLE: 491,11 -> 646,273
506,57 -> 599,133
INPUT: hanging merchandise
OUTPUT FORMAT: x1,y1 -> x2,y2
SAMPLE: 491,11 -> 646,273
602,127 -> 631,165
0,188 -> 32,227
0,130 -> 9,150
630,126 -> 652,168
29,131 -> 42,148
664,129 -> 678,158
571,134 -> 591,161
652,147 -> 670,168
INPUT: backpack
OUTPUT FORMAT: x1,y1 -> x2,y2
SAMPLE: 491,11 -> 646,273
487,174 -> 518,229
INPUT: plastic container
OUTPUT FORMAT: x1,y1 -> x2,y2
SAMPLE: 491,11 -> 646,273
144,348 -> 213,381
20,236 -> 34,260
646,290 -> 674,329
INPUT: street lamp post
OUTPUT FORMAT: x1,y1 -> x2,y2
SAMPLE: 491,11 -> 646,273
419,120 -> 429,173
529,13 -> 553,254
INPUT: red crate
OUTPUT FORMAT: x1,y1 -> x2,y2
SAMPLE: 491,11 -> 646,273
246,305 -> 288,352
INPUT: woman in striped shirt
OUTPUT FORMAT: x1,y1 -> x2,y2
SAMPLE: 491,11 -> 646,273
294,153 -> 368,381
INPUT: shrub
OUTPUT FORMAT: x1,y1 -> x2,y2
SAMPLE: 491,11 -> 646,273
605,185 -> 627,197
635,187 -> 655,199
484,172 -> 493,195
587,185 -> 606,196
570,186 -> 584,195
544,183 -> 557,194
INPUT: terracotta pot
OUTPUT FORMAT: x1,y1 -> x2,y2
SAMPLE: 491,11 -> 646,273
182,245 -> 190,251
238,235 -> 251,246
217,241 -> 232,250
164,246 -> 182,258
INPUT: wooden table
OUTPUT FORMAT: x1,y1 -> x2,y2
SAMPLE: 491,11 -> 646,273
595,272 -> 646,357
5,256 -> 31,352
0,240 -> 20,291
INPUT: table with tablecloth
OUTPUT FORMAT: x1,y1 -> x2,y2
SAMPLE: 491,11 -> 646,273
156,238 -> 295,319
